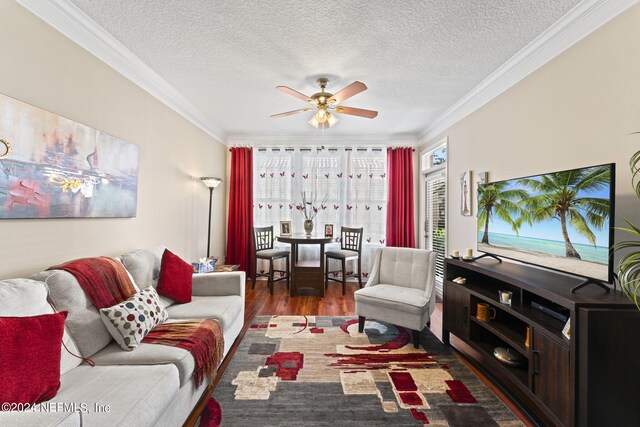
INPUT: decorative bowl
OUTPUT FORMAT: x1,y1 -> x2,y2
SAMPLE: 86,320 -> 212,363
493,347 -> 525,367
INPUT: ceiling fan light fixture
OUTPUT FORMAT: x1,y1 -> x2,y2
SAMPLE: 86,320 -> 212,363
316,107 -> 328,122
309,111 -> 338,129
308,114 -> 321,128
327,112 -> 338,127
274,78 -> 375,130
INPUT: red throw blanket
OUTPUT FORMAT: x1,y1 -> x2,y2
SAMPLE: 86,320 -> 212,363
143,320 -> 224,387
49,257 -> 136,308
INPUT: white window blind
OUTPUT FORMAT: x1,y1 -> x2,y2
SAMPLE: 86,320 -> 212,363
425,172 -> 446,293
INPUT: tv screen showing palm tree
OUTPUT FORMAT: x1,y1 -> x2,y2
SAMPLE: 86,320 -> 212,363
477,163 -> 615,282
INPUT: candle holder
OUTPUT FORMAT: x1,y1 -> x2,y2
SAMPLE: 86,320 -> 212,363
499,290 -> 513,305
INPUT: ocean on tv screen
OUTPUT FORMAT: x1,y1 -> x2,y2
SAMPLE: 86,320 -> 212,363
477,232 -> 608,265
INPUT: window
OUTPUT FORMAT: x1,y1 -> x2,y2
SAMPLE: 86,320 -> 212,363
254,147 -> 387,276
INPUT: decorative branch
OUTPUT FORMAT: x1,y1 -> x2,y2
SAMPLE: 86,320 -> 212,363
298,191 -> 329,221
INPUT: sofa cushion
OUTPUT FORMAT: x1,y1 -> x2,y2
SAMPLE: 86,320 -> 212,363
120,247 -> 174,308
157,249 -> 192,303
0,278 -> 83,376
166,295 -> 243,330
52,364 -> 179,427
0,311 -> 67,406
0,278 -> 51,315
354,284 -> 429,315
90,340 -> 195,386
32,270 -> 113,357
100,287 -> 169,350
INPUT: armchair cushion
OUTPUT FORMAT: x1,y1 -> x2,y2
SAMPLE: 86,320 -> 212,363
378,247 -> 433,291
354,285 -> 429,315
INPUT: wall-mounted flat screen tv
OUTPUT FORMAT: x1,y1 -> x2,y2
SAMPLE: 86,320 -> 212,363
477,163 -> 615,283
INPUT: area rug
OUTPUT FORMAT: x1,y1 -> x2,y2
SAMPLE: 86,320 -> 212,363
211,316 -> 525,426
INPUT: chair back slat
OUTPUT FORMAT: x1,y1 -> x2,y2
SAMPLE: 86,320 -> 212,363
254,226 -> 274,251
341,226 -> 363,253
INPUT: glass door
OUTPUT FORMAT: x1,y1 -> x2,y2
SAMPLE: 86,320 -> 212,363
424,172 -> 446,294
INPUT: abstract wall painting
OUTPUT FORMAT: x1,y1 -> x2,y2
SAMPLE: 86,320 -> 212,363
0,93 -> 138,218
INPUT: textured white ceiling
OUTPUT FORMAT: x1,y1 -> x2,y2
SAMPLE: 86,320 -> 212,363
68,0 -> 580,137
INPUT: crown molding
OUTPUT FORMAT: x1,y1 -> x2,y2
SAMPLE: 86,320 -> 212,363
419,0 -> 639,143
16,0 -> 637,147
227,133 -> 420,147
16,0 -> 228,145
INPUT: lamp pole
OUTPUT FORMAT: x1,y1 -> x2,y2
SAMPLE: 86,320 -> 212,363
200,177 -> 223,258
206,186 -> 214,258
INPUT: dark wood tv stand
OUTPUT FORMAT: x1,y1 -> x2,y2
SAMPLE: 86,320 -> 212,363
443,258 -> 640,427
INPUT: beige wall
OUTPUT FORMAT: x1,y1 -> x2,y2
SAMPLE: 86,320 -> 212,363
420,4 -> 640,274
0,1 -> 227,279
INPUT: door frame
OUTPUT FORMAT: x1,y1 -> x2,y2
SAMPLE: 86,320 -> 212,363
418,137 -> 448,295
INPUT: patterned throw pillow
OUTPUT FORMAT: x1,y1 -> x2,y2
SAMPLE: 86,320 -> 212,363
99,286 -> 168,351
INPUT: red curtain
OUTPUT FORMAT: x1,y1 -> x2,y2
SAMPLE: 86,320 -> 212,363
386,147 -> 415,248
226,147 -> 254,275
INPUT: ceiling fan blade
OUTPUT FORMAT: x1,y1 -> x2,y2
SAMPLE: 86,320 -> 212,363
276,86 -> 313,103
271,108 -> 312,118
328,81 -> 367,104
334,106 -> 378,119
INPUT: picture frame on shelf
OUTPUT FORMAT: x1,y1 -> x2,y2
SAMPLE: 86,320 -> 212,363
280,220 -> 292,236
325,224 -> 334,238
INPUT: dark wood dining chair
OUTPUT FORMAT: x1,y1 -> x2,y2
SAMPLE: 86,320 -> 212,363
252,226 -> 290,295
325,226 -> 363,295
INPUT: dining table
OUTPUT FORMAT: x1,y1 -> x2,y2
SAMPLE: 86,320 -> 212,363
276,234 -> 338,296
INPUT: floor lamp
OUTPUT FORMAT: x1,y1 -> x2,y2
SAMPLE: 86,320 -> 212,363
201,177 -> 223,258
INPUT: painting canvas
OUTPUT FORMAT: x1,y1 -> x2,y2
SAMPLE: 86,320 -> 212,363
0,93 -> 138,218
460,170 -> 471,216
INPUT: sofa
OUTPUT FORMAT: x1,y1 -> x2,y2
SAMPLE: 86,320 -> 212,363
0,247 -> 245,426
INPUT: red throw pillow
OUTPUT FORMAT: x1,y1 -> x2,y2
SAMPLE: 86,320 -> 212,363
157,249 -> 193,303
0,311 -> 68,406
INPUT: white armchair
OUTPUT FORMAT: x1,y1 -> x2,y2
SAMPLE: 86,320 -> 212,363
354,247 -> 437,348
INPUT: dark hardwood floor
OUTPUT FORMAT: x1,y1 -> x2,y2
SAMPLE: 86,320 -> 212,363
186,280 -> 535,426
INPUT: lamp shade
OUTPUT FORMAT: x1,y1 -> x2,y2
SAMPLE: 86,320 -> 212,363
201,177 -> 223,189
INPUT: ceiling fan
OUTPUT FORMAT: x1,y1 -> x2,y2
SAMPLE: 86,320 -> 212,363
271,78 -> 378,129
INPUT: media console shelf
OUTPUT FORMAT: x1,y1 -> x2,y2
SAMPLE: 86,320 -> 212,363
443,258 -> 640,427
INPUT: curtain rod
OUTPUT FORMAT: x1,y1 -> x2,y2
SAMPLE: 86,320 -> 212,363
230,147 -> 415,152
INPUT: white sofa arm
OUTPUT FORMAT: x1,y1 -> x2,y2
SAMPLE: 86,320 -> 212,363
191,271 -> 245,298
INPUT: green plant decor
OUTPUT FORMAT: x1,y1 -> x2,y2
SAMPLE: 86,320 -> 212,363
614,134 -> 640,309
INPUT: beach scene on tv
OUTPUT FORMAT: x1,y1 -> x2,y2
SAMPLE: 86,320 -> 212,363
477,165 -> 612,282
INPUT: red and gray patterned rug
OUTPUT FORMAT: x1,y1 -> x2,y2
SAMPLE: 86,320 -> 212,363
205,316 -> 524,426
